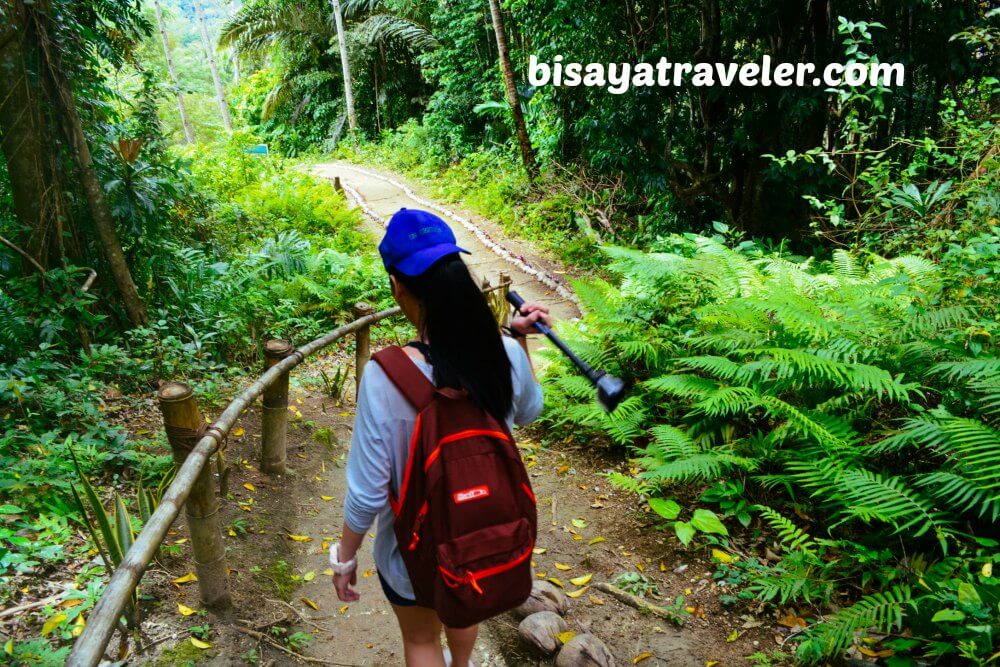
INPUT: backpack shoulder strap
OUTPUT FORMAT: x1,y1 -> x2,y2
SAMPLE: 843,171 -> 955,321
372,345 -> 436,411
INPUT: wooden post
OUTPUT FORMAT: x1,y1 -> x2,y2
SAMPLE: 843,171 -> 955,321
499,271 -> 512,327
261,339 -> 293,475
354,303 -> 374,398
333,176 -> 344,194
157,383 -> 231,608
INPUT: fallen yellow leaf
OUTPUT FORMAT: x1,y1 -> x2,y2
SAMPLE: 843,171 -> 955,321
554,562 -> 572,571
726,629 -> 739,642
636,562 -> 645,572
172,572 -> 198,585
233,426 -> 245,437
572,534 -> 583,541
177,603 -> 196,617
777,613 -> 806,628
633,652 -> 653,664
303,571 -> 316,582
243,483 -> 256,492
302,598 -> 320,611
363,569 -> 375,578
189,637 -> 211,650
60,599 -> 83,608
339,605 -> 349,615
71,614 -> 85,638
588,537 -> 606,545
566,586 -> 590,598
569,574 -> 593,586
287,534 -> 313,542
707,662 -> 720,667
589,595 -> 605,605
41,613 -> 67,636
4,638 -> 13,655
712,549 -> 734,564
537,572 -> 547,578
659,562 -> 666,572
556,464 -> 570,475
322,568 -> 334,576
548,578 -> 564,588
320,496 -> 334,501
858,647 -> 894,658
532,547 -> 547,554
556,631 -> 576,644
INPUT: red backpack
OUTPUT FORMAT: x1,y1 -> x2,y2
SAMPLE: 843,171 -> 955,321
372,345 -> 537,628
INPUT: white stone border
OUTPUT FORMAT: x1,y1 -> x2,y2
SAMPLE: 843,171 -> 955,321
335,164 -> 579,306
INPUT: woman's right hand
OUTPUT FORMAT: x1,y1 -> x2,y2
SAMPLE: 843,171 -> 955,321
511,301 -> 552,336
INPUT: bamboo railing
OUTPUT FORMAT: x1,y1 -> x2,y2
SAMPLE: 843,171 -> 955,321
68,272 -> 512,666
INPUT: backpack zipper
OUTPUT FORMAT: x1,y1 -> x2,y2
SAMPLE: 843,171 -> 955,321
407,501 -> 429,551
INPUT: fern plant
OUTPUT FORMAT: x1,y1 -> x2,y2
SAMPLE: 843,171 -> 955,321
543,234 -> 1000,661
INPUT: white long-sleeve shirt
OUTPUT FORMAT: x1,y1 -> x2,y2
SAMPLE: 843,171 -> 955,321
343,336 -> 544,599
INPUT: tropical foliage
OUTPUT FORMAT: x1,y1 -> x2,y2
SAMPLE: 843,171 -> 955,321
542,209 -> 1000,660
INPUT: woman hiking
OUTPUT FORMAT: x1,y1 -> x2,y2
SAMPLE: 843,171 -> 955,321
331,208 -> 550,666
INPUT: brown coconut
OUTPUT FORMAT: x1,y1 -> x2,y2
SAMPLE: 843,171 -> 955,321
513,580 -> 569,618
518,611 -> 569,656
555,633 -> 616,667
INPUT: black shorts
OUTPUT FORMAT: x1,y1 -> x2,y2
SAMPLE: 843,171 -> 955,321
377,569 -> 416,607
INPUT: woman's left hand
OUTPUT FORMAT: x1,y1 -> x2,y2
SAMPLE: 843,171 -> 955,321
333,568 -> 359,602
511,302 -> 552,336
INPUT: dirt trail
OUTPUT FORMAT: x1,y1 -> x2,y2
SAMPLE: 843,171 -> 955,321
139,164 -> 764,667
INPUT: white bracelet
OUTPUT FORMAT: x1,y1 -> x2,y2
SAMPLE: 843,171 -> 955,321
329,542 -> 358,575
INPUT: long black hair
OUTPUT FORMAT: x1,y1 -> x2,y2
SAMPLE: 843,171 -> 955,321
391,254 -> 513,422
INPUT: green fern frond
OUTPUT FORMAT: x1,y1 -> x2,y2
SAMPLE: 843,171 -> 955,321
691,385 -> 760,417
835,469 -> 953,544
915,471 -> 1000,522
604,471 -> 651,496
644,373 -> 719,398
675,355 -> 743,381
797,585 -> 912,661
754,506 -> 819,557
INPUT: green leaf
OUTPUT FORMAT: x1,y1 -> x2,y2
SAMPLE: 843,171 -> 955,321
674,521 -> 695,546
114,494 -> 135,556
649,498 -> 681,520
0,505 -> 24,514
691,509 -> 728,536
957,582 -> 982,605
70,444 -> 123,566
930,609 -> 965,623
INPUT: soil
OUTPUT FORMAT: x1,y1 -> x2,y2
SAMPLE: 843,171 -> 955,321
130,165 -> 790,666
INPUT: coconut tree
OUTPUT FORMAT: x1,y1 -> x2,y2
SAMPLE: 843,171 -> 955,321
220,0 -> 436,135
486,0 -> 536,179
152,0 -> 195,143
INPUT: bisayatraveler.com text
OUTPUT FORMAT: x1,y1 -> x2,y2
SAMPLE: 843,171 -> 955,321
528,55 -> 905,93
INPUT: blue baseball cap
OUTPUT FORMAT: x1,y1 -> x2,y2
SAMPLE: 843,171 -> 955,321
378,208 -> 469,276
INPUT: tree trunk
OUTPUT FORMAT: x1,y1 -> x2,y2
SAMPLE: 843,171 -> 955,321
34,13 -> 149,326
153,0 -> 195,143
487,0 -> 537,179
193,0 -> 233,132
0,6 -> 76,269
230,0 -> 240,85
330,0 -> 357,133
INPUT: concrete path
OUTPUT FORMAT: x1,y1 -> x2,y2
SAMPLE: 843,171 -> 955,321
311,161 -> 580,329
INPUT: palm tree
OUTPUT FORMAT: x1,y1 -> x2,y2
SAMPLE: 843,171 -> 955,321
487,0 -> 536,179
153,0 -> 195,143
194,0 -> 233,131
220,0 -> 436,133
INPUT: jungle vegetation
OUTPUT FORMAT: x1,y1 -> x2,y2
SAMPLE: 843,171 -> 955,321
1,0 -> 997,663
